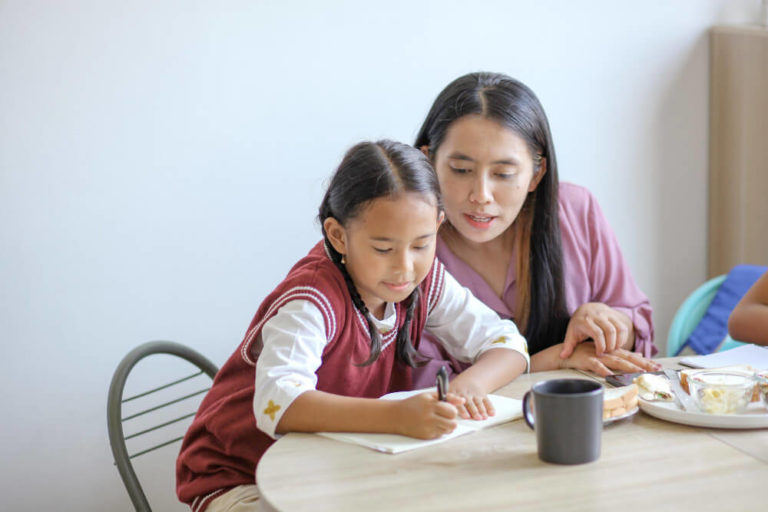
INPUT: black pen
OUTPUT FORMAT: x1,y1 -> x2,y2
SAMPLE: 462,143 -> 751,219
436,365 -> 448,401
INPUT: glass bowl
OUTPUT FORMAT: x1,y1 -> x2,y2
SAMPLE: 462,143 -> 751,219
687,371 -> 757,414
756,372 -> 768,407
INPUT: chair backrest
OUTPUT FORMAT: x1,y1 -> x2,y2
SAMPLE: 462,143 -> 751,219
107,341 -> 218,512
666,275 -> 726,356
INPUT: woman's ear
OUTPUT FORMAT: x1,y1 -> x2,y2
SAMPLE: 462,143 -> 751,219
323,217 -> 347,256
420,145 -> 430,158
528,157 -> 547,192
437,210 -> 446,228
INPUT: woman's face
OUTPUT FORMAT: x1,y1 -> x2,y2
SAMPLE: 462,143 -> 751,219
431,115 -> 544,245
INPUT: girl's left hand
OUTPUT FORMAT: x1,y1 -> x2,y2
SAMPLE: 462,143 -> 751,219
448,382 -> 495,421
560,302 -> 634,359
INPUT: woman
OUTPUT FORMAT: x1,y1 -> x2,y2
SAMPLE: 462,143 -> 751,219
413,72 -> 659,385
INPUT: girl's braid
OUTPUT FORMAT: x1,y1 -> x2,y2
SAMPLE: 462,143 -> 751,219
323,237 -> 382,365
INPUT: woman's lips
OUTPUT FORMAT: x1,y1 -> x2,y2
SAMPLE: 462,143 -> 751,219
463,213 -> 495,229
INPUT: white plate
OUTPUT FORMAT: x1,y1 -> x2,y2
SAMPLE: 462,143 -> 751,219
638,399 -> 768,429
604,405 -> 639,425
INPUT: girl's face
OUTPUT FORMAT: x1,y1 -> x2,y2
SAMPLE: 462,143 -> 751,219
325,192 -> 443,319
431,115 -> 545,245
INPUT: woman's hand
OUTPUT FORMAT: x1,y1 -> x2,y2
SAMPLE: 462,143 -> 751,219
560,302 -> 635,359
559,342 -> 661,377
393,392 -> 464,440
446,381 -> 496,421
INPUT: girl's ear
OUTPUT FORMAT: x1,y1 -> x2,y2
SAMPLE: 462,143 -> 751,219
528,157 -> 547,192
323,217 -> 347,256
437,210 -> 446,227
420,145 -> 430,158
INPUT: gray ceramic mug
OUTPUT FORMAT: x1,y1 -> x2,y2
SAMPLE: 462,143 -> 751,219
522,379 -> 603,464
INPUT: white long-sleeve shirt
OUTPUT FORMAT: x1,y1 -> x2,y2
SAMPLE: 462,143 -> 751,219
253,269 -> 529,438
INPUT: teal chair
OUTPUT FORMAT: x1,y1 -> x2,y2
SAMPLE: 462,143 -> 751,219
666,275 -> 744,356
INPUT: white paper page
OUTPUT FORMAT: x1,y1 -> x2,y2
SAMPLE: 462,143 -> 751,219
318,425 -> 474,454
316,388 -> 523,454
379,388 -> 523,430
679,344 -> 768,370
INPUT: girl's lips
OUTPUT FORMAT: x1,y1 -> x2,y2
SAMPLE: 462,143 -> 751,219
463,213 -> 495,229
384,281 -> 411,292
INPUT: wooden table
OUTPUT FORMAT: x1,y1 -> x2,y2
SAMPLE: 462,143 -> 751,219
256,359 -> 768,511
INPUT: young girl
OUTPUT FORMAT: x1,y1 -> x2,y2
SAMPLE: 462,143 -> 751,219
176,140 -> 529,512
411,72 -> 661,385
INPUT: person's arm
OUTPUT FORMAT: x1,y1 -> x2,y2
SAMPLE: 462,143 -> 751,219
728,271 -> 768,345
559,187 -> 656,359
425,269 -> 528,419
253,300 -> 463,440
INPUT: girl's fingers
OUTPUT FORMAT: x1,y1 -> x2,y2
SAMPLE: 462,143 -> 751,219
435,400 -> 459,419
483,396 -> 495,417
464,396 -> 481,420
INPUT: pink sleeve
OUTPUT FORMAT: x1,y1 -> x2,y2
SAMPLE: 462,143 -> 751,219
560,185 -> 657,357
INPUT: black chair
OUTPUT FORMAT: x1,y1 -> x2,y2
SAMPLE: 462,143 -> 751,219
107,341 -> 218,512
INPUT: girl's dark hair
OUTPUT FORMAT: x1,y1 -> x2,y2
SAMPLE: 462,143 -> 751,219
318,140 -> 440,367
415,72 -> 569,354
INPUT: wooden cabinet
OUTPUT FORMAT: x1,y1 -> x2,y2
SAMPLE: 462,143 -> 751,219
708,26 -> 768,277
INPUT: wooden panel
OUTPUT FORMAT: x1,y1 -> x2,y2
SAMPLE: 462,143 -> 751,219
709,26 -> 768,277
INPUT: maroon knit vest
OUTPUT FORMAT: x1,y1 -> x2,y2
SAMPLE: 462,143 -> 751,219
176,241 -> 445,511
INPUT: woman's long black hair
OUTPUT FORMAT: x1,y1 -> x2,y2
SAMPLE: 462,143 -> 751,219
414,72 -> 570,355
318,140 -> 440,366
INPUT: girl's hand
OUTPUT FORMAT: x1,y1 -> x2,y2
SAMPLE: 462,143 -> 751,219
394,392 -> 464,440
446,382 -> 495,421
559,342 -> 662,377
560,302 -> 634,358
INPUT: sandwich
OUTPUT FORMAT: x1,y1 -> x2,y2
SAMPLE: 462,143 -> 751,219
604,384 -> 639,419
634,373 -> 673,401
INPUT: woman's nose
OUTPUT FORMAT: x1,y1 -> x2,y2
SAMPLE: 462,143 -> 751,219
469,175 -> 492,204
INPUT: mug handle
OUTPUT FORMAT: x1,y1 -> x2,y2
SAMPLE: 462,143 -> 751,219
522,390 -> 535,430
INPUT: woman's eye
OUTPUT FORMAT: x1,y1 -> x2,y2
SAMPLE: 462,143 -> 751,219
450,167 -> 471,175
373,247 -> 391,254
412,245 -> 429,251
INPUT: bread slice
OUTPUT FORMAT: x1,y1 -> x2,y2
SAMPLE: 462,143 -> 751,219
603,384 -> 638,418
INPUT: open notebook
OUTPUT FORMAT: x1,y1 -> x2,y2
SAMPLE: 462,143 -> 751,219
679,344 -> 768,371
317,388 -> 523,454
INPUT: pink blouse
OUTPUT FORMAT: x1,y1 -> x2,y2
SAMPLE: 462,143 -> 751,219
414,182 -> 656,387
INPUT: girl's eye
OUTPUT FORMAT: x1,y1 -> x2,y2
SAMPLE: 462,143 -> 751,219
496,172 -> 515,179
373,247 -> 391,254
450,166 -> 471,175
413,245 -> 429,251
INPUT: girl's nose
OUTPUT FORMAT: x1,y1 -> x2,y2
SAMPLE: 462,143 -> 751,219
393,250 -> 414,274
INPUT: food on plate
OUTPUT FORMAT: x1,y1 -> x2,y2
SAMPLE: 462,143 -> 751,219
603,384 -> 638,419
680,365 -> 760,402
687,371 -> 757,414
634,373 -> 673,401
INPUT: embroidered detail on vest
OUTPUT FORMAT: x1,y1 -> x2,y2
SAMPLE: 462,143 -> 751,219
353,308 -> 399,350
263,400 -> 281,421
491,336 -> 508,345
241,286 -> 336,366
427,260 -> 445,314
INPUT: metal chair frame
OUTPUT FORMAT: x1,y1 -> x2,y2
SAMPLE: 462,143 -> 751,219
107,341 -> 218,512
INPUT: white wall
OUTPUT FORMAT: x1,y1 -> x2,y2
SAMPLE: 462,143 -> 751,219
0,1 -> 759,509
